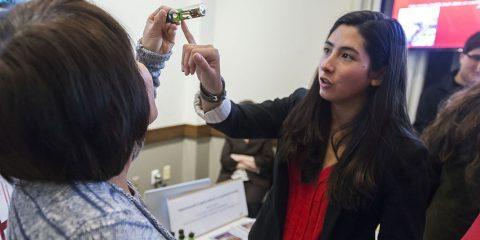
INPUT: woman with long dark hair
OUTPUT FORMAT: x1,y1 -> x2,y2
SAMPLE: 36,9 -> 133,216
181,10 -> 429,240
423,83 -> 480,240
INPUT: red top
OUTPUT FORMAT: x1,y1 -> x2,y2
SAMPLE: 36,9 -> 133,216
283,162 -> 333,240
462,214 -> 480,240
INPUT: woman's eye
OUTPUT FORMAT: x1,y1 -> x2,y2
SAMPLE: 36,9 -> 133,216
341,53 -> 354,61
323,48 -> 331,55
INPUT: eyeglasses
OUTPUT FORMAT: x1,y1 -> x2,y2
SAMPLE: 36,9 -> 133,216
465,52 -> 480,62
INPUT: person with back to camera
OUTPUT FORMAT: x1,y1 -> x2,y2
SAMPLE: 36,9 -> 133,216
0,0 -> 181,239
217,100 -> 275,217
422,82 -> 480,240
414,32 -> 480,134
180,10 -> 430,240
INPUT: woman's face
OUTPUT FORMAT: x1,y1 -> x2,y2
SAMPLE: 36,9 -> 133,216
318,25 -> 379,104
137,62 -> 158,124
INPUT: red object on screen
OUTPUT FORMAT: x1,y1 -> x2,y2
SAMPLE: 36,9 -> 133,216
392,0 -> 480,49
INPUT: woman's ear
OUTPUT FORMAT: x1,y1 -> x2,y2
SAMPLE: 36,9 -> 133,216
370,79 -> 382,87
369,68 -> 386,87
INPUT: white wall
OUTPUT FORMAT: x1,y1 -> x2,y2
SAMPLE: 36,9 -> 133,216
93,0 -> 358,128
208,137 -> 225,182
209,0 -> 356,103
92,0 -> 205,128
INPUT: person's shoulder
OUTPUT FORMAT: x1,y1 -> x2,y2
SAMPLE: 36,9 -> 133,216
378,133 -> 430,193
291,88 -> 307,99
282,87 -> 307,108
254,88 -> 307,113
67,185 -> 162,239
12,181 -> 153,236
390,134 -> 428,168
70,210 -> 162,240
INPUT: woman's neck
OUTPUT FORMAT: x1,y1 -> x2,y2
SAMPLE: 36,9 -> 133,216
330,96 -> 366,130
325,98 -> 365,167
109,158 -> 133,195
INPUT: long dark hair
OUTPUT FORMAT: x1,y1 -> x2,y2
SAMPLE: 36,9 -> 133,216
278,11 -> 417,209
422,83 -> 480,203
0,0 -> 150,182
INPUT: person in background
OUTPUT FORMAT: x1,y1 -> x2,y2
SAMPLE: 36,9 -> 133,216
0,0 -> 178,239
182,10 -> 429,240
414,32 -> 480,133
422,83 -> 480,240
217,100 -> 275,217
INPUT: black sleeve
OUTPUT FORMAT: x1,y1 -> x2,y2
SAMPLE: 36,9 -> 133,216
210,88 -> 307,139
378,143 -> 430,240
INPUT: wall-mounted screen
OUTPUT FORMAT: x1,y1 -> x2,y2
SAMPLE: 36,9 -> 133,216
392,0 -> 480,49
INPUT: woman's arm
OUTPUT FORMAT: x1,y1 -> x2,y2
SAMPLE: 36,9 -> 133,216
195,88 -> 306,139
136,43 -> 171,96
136,6 -> 178,96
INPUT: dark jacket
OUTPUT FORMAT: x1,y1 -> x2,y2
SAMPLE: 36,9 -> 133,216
210,88 -> 430,240
423,144 -> 479,240
414,71 -> 461,134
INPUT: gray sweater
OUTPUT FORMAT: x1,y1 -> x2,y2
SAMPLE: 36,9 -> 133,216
7,45 -> 175,240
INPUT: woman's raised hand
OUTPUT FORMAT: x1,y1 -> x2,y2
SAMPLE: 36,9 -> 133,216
180,21 -> 223,95
142,6 -> 178,54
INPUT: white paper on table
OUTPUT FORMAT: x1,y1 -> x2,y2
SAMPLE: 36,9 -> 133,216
167,180 -> 248,236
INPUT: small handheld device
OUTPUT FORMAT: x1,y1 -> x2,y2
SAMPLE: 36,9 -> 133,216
166,3 -> 206,24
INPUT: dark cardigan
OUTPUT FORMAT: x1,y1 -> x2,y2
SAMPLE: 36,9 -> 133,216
210,88 -> 430,240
